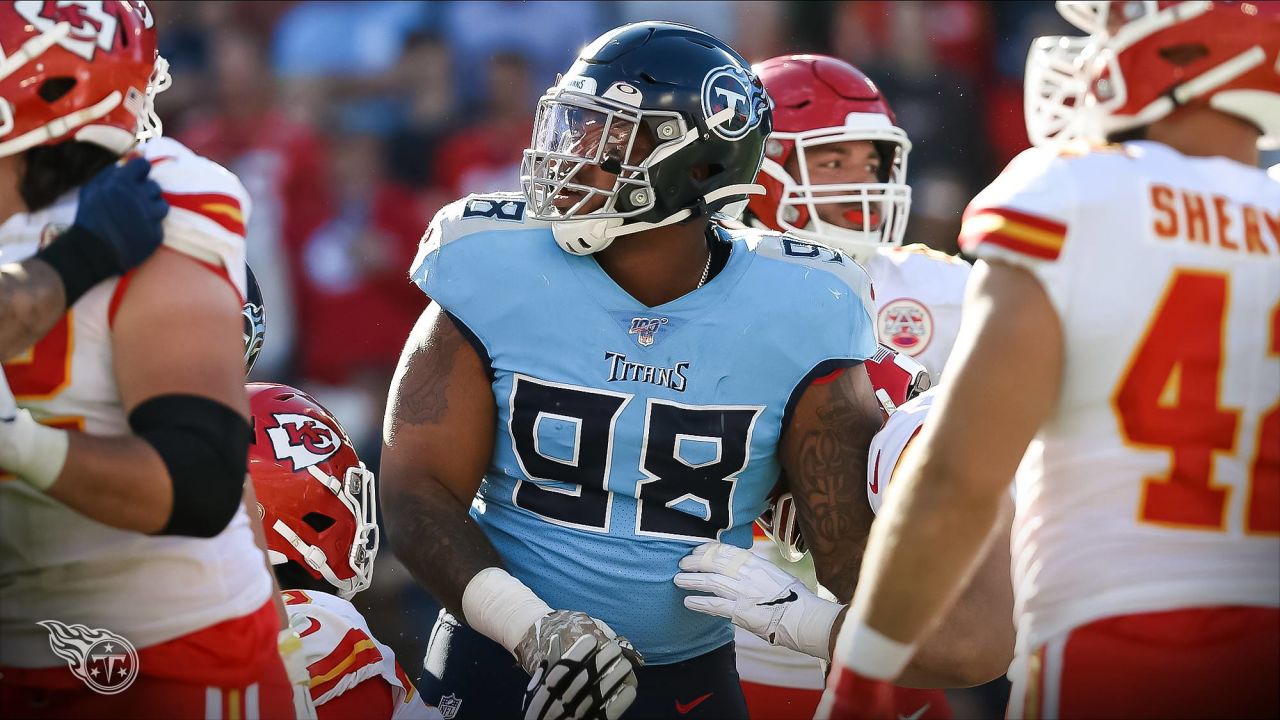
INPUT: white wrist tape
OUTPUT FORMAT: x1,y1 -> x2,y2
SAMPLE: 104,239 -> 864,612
0,409 -> 69,492
791,599 -> 845,662
462,567 -> 552,655
833,617 -> 917,681
0,370 -> 16,421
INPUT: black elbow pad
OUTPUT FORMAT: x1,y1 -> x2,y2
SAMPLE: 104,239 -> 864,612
128,394 -> 251,538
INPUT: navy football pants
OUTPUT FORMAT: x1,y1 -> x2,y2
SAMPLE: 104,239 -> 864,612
419,610 -> 749,719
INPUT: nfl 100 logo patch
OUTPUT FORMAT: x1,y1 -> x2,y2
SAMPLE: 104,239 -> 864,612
628,316 -> 669,347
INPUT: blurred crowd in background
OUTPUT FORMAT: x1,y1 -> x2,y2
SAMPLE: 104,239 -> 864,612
154,0 -> 1077,460
146,2 -> 1105,713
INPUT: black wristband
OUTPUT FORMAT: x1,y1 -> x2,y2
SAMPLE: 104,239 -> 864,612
34,224 -> 119,307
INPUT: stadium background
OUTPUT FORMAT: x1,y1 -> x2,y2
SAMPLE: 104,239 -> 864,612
142,2 -> 1179,715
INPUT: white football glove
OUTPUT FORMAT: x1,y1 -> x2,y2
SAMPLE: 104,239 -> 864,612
279,621 -> 318,720
0,370 -> 14,422
674,542 -> 844,661
0,404 -> 69,491
518,610 -> 642,720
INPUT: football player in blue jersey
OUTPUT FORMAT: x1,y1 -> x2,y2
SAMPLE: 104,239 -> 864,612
381,21 -> 886,720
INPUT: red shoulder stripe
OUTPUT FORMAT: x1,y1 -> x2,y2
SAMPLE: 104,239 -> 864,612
394,660 -> 418,702
107,271 -> 136,329
308,627 -> 383,700
162,191 -> 246,237
959,207 -> 1066,261
960,205 -> 1066,235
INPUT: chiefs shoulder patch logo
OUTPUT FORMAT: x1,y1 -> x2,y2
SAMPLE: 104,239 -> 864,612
265,413 -> 341,472
878,298 -> 933,356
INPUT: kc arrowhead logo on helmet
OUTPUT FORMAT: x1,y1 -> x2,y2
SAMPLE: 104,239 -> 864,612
265,413 -> 341,472
14,1 -> 120,61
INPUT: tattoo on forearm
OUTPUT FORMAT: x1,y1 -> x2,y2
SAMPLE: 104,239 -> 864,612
385,484 -> 502,616
397,313 -> 464,426
790,372 -> 880,600
802,403 -> 864,541
0,259 -> 66,361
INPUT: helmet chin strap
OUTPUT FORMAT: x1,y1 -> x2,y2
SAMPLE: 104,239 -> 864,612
0,91 -> 122,158
0,21 -> 70,82
273,519 -> 362,599
552,183 -> 765,255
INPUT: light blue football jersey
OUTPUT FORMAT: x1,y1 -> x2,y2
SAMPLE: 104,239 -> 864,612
410,193 -> 877,664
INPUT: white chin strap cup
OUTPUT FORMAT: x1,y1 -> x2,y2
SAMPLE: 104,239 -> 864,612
550,183 -> 764,256
273,519 -> 360,599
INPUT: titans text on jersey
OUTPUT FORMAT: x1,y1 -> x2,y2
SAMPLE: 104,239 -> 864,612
410,193 -> 877,664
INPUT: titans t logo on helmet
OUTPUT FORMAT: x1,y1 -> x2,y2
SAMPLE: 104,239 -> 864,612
701,65 -> 766,141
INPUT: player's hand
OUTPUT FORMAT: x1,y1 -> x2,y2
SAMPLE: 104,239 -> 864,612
815,663 -> 896,720
674,542 -> 843,660
517,610 -> 643,720
279,624 -> 318,720
71,157 -> 169,274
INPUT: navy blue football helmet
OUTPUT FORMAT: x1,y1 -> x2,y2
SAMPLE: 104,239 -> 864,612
521,21 -> 773,255
242,263 -> 265,376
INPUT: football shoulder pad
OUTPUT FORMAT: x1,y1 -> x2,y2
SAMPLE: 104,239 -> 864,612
872,243 -> 972,299
866,387 -> 936,515
282,590 -> 414,706
410,192 -> 549,301
959,145 -> 1077,268
430,192 -> 542,246
879,242 -> 971,269
735,223 -> 876,325
142,137 -> 250,298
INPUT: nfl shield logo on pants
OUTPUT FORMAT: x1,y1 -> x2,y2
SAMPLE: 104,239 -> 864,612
438,693 -> 463,719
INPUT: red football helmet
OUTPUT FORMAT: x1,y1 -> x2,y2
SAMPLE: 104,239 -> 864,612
863,343 -> 932,421
1025,1 -> 1280,147
0,1 -> 170,158
248,383 -> 379,600
758,344 -> 931,561
747,55 -> 912,260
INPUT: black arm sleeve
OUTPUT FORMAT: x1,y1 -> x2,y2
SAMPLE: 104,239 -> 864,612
128,394 -> 251,538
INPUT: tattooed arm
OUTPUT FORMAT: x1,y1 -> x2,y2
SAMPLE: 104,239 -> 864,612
0,258 -> 66,360
778,363 -> 885,601
2,157 -> 169,360
380,302 -> 503,615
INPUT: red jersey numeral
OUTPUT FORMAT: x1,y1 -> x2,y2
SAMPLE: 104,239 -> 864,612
1,312 -> 82,482
1114,271 -> 1278,534
2,312 -> 73,399
1248,304 -> 1280,534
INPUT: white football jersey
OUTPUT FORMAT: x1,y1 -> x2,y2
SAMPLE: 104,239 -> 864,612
282,590 -> 436,719
866,389 -> 936,515
959,141 -> 1280,653
863,244 -> 971,382
0,138 -> 270,666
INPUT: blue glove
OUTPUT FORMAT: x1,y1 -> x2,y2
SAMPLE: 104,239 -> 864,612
36,157 -> 170,305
